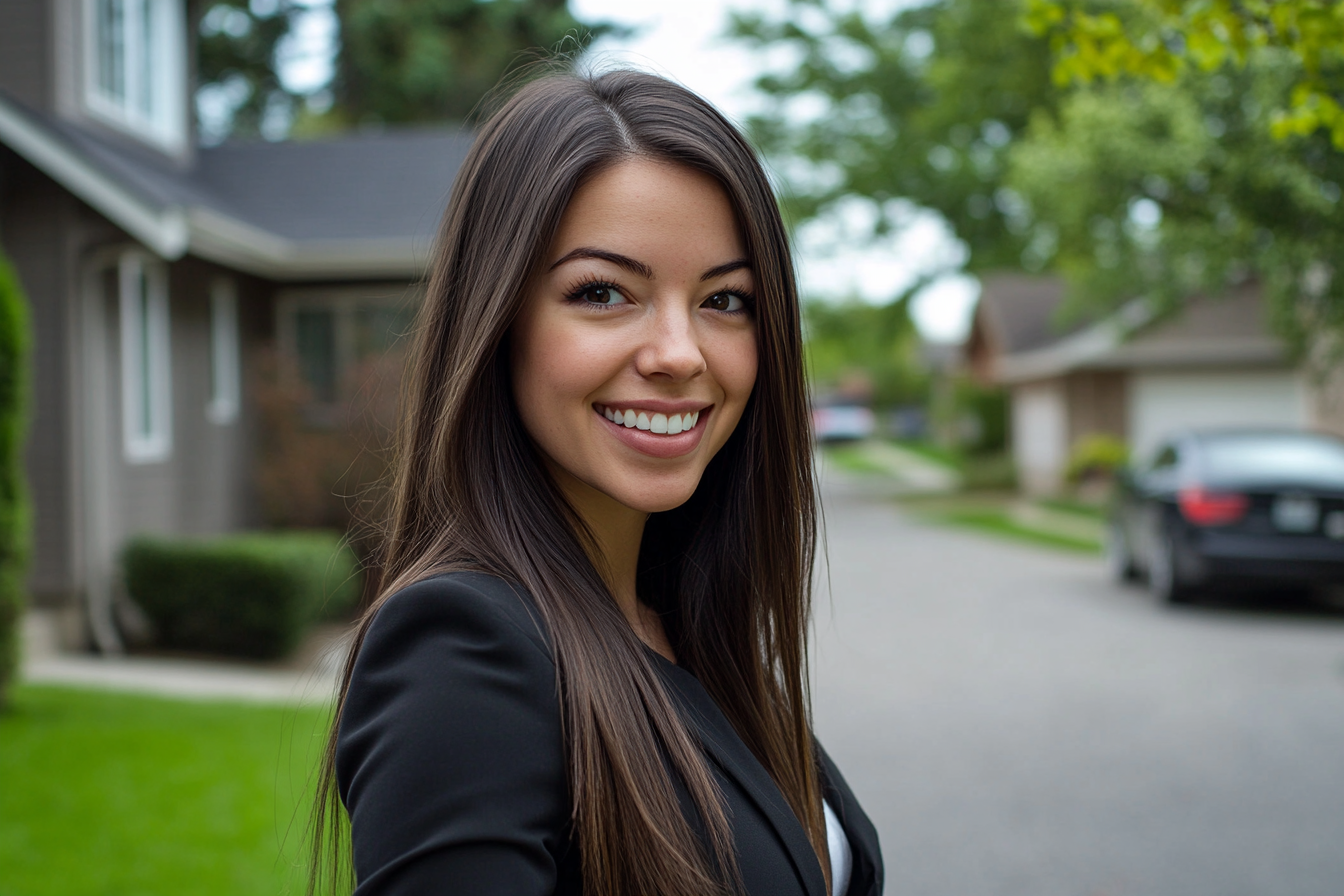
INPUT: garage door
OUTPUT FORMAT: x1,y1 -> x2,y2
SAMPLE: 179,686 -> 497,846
1129,369 -> 1308,463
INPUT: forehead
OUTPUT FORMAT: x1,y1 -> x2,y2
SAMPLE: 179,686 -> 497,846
549,159 -> 747,273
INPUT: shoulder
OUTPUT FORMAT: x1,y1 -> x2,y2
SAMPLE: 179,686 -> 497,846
337,570 -> 562,809
337,571 -> 572,894
358,570 -> 553,668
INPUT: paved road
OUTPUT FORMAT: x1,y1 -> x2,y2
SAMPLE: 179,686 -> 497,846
811,471 -> 1344,896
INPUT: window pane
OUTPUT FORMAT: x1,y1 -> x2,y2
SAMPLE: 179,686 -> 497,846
135,0 -> 154,117
1203,435 -> 1344,486
295,310 -> 337,403
351,305 -> 412,360
96,0 -> 126,102
136,267 -> 153,439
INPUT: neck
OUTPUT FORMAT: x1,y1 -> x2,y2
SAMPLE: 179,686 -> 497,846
547,462 -> 676,662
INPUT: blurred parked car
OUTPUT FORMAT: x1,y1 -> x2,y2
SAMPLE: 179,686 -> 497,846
812,403 -> 876,442
1109,429 -> 1344,603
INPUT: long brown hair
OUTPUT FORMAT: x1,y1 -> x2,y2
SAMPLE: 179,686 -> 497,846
310,68 -> 824,896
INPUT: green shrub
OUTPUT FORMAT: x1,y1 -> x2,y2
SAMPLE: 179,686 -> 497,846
0,248 -> 30,707
122,532 -> 360,660
1066,433 -> 1130,484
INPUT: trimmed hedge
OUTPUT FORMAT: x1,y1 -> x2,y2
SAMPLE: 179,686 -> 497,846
122,532 -> 360,660
0,248 -> 30,707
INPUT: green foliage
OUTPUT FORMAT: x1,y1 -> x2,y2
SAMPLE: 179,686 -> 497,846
334,0 -> 611,126
953,379 -> 1009,453
1025,0 -> 1344,148
197,0 -> 302,141
0,248 -> 29,707
734,0 -> 1344,352
1065,433 -> 1129,483
123,532 -> 360,660
803,297 -> 928,407
197,0 -> 613,140
731,0 -> 1060,269
1005,62 -> 1344,347
0,686 -> 329,896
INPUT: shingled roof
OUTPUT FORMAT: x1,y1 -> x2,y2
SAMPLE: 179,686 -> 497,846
0,90 -> 473,279
966,273 -> 1284,384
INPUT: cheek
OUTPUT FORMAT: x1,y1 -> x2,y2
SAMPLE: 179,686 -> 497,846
510,314 -> 616,435
707,329 -> 759,427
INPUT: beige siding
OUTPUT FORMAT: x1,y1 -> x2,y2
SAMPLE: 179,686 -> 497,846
1065,371 -> 1127,445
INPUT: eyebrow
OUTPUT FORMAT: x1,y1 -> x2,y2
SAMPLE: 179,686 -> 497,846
549,248 -> 652,279
548,247 -> 753,283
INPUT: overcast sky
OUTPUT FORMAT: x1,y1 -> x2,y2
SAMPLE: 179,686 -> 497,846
281,0 -> 979,342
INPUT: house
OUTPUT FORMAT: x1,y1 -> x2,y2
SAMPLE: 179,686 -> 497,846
0,0 -> 471,650
965,273 -> 1339,495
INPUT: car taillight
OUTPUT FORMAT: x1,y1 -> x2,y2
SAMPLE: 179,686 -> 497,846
1178,487 -> 1248,526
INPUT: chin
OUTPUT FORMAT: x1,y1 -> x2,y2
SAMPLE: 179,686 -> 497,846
612,480 -> 700,515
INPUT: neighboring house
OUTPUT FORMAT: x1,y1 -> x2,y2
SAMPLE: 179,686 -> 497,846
0,0 -> 471,650
965,273 -> 1338,495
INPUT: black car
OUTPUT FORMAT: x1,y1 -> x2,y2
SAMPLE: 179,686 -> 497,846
1109,429 -> 1344,603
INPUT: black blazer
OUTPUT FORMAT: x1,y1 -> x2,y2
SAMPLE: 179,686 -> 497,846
337,572 -> 883,896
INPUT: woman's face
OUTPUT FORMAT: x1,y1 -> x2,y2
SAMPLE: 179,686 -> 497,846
511,158 -> 759,516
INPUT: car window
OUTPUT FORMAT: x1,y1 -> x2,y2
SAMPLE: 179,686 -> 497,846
1201,434 -> 1344,486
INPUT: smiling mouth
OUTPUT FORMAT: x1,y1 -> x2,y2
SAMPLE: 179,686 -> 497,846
596,404 -> 704,435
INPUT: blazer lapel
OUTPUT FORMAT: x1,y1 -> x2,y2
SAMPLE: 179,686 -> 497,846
654,659 -> 828,896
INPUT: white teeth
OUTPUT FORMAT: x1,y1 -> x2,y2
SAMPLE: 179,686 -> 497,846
603,406 -> 702,434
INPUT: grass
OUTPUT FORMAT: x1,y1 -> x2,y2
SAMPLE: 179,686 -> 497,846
820,442 -> 895,476
896,491 -> 1105,554
937,507 -> 1103,553
0,685 -> 332,896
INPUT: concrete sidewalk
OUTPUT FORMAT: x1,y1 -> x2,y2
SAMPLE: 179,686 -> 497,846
19,610 -> 349,704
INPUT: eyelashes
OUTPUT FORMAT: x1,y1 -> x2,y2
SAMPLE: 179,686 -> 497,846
561,276 -> 757,315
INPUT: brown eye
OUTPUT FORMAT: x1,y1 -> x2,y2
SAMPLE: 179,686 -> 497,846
703,292 -> 745,312
576,284 -> 628,305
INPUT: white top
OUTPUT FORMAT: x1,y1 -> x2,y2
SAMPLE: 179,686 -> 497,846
823,798 -> 852,896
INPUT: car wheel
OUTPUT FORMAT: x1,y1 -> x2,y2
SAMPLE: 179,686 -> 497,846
1105,523 -> 1140,584
1147,532 -> 1192,605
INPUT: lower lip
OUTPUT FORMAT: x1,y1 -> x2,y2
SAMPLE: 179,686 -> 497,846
598,408 -> 711,459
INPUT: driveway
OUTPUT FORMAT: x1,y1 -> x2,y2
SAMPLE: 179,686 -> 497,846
812,470 -> 1344,896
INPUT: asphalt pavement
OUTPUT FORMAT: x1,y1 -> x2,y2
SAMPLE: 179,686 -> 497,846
811,464 -> 1344,896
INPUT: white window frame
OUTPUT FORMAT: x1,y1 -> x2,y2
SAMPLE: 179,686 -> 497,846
119,252 -> 173,462
83,0 -> 187,152
206,278 -> 241,425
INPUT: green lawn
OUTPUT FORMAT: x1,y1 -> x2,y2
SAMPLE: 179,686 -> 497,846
0,686 -> 332,896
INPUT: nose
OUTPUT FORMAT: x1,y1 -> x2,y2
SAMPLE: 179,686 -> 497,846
634,301 -> 707,382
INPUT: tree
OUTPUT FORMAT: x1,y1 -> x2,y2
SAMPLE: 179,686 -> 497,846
333,0 -> 607,126
804,297 -> 927,408
196,0 -> 611,141
732,0 -> 1344,352
1004,61 -> 1344,345
0,247 -> 30,707
1024,0 -> 1344,147
729,0 -> 1060,273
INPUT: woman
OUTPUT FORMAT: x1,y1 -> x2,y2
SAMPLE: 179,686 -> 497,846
311,69 -> 883,896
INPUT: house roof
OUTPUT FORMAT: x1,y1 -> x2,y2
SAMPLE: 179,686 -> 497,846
0,91 -> 473,280
969,274 -> 1286,384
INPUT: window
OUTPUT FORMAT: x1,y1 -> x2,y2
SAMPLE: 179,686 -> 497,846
278,290 -> 415,419
119,253 -> 172,462
207,278 -> 240,425
85,0 -> 186,150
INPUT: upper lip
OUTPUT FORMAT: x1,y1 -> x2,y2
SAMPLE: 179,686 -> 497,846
596,399 -> 713,414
